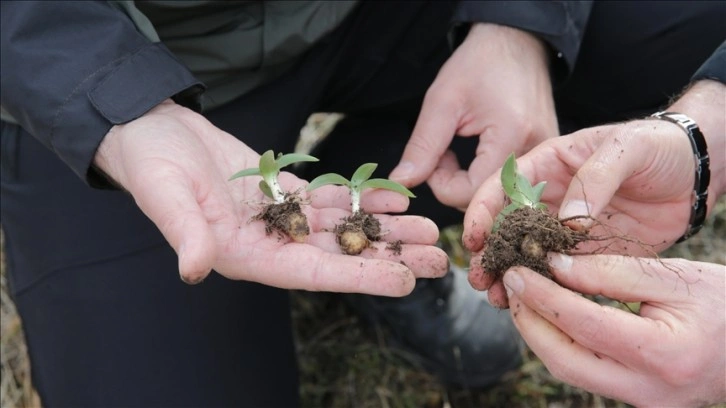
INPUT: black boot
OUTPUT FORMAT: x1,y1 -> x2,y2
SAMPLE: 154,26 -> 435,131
344,264 -> 523,388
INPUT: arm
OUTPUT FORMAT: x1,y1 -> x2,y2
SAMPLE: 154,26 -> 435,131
389,1 -> 593,210
1,2 -> 449,294
0,0 -> 203,186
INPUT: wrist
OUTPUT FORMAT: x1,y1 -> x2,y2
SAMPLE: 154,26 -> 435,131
466,23 -> 550,74
669,80 -> 726,206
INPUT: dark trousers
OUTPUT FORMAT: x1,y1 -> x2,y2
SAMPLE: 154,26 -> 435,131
1,2 -> 723,407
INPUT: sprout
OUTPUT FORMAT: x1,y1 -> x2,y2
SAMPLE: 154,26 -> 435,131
229,150 -> 319,203
306,163 -> 415,213
494,153 -> 547,231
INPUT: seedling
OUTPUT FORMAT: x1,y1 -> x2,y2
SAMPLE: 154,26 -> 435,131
229,150 -> 319,203
482,153 -> 588,279
493,153 -> 547,232
306,163 -> 415,255
229,150 -> 319,242
307,163 -> 415,213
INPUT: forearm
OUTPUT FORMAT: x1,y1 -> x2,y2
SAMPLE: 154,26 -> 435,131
669,80 -> 726,211
451,1 -> 594,83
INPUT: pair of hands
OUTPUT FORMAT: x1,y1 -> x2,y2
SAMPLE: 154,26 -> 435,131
94,23 -> 557,296
463,79 -> 725,406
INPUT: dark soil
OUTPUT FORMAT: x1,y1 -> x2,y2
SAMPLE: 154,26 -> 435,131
254,196 -> 310,243
481,206 -> 590,279
334,211 -> 382,255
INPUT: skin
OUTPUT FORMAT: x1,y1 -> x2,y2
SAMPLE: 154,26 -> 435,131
93,23 -> 558,296
390,23 -> 559,211
463,80 -> 726,405
95,101 -> 449,296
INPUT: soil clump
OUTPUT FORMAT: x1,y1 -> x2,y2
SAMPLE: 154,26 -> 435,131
482,206 -> 590,280
334,211 -> 382,255
254,196 -> 310,243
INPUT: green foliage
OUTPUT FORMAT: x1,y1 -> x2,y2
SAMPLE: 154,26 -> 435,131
229,150 -> 318,200
494,153 -> 548,231
307,163 -> 415,198
307,163 -> 415,212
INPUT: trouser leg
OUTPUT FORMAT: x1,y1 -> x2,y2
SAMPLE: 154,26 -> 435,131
1,122 -> 299,407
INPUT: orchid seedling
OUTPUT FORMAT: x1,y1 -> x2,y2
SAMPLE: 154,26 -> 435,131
306,163 -> 415,213
493,153 -> 547,231
229,150 -> 319,203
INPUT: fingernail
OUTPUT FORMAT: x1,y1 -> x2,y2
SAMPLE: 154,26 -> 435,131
548,252 -> 573,272
559,200 -> 593,230
503,270 -> 524,297
389,161 -> 415,182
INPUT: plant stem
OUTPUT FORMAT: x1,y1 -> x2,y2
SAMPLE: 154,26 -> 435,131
351,189 -> 361,214
268,176 -> 285,203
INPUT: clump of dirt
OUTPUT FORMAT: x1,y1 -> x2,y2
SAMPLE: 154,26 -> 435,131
334,211 -> 382,255
482,206 -> 590,280
253,195 -> 310,243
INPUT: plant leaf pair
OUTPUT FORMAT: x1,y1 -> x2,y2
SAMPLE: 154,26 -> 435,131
307,163 -> 415,198
493,153 -> 548,232
229,150 -> 319,200
500,153 -> 546,209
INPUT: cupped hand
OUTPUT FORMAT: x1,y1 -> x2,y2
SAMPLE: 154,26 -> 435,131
501,253 -> 726,407
389,23 -> 559,210
464,119 -> 699,305
94,100 -> 448,296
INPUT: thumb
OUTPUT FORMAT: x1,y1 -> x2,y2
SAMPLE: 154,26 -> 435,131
558,126 -> 646,230
133,172 -> 217,284
389,92 -> 459,187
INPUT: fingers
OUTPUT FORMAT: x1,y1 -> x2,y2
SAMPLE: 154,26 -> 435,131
547,252 -> 694,303
218,244 -> 422,296
503,265 -> 665,374
132,168 -> 222,284
307,184 -> 410,214
507,291 -> 644,404
309,209 -> 440,244
389,90 -> 459,188
556,122 -> 689,231
305,234 -> 449,279
428,127 -> 537,209
461,169 -> 505,253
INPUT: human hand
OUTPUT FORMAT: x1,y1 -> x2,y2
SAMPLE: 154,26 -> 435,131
390,23 -> 559,210
501,254 -> 726,407
464,80 -> 725,307
94,100 -> 448,295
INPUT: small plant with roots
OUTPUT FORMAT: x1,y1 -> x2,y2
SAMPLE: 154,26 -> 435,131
481,153 -> 591,280
229,150 -> 319,242
307,163 -> 415,255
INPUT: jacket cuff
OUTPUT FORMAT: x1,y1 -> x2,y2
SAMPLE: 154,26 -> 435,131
49,42 -> 204,188
451,1 -> 593,84
691,41 -> 726,85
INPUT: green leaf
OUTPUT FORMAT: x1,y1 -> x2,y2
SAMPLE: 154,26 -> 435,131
228,167 -> 261,181
500,153 -> 519,200
360,178 -> 416,198
350,163 -> 378,188
306,173 -> 351,191
258,150 -> 277,178
276,153 -> 319,169
515,173 -> 537,206
531,181 -> 547,203
258,180 -> 273,199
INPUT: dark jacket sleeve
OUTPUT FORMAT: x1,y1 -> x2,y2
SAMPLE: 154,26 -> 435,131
692,41 -> 726,84
0,1 -> 205,187
451,0 -> 594,84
